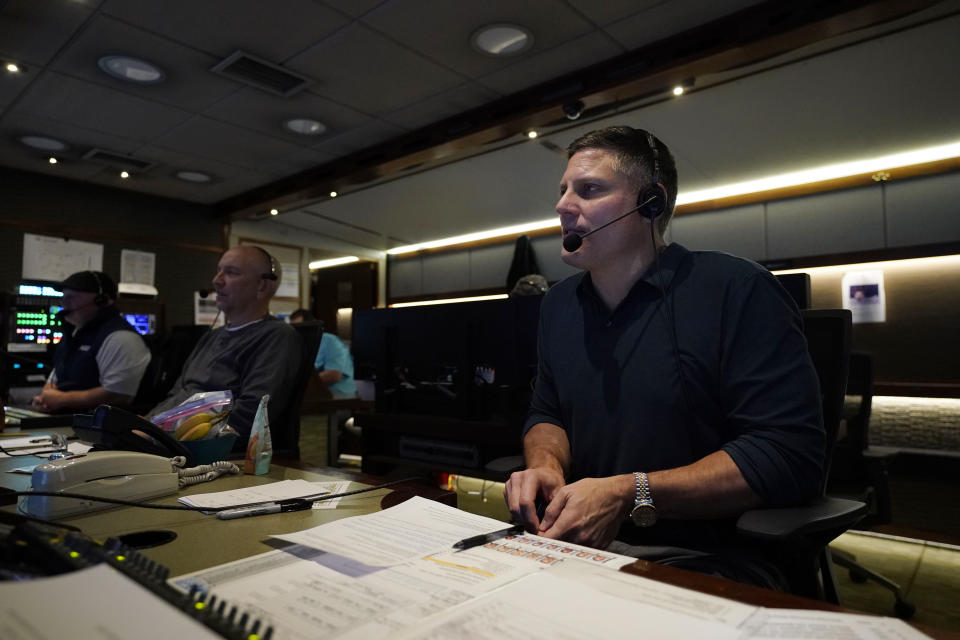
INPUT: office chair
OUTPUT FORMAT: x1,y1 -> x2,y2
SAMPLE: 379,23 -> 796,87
272,321 -> 324,459
827,352 -> 915,618
130,325 -> 211,414
737,309 -> 868,603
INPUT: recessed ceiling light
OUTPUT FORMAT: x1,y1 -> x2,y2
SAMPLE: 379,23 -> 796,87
119,170 -> 130,179
673,86 -> 685,96
20,135 -> 68,151
270,208 -> 279,216
329,191 -> 338,198
284,118 -> 326,135
48,157 -> 58,165
471,24 -> 534,57
176,170 -> 213,183
97,55 -> 165,84
5,62 -> 21,73
527,131 -> 538,139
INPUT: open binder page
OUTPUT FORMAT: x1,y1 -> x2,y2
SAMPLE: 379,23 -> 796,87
271,495 -> 511,566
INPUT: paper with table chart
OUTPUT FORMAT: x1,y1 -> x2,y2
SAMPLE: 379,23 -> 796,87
177,478 -> 351,510
169,496 -> 931,639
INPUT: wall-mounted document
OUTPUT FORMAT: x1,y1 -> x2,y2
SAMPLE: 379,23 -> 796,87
22,233 -> 103,281
842,270 -> 886,324
121,249 -> 156,286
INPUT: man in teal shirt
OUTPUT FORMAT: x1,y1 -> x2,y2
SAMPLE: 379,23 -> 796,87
289,309 -> 356,398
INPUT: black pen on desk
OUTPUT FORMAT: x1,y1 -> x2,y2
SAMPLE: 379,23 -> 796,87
453,524 -> 525,551
216,498 -> 315,520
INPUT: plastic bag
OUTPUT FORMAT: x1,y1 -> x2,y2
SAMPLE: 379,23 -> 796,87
150,390 -> 235,441
244,394 -> 273,475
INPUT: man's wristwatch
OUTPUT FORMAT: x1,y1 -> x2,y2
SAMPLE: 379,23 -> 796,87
629,471 -> 657,527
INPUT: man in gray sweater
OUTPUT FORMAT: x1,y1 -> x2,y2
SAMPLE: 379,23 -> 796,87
149,246 -> 301,453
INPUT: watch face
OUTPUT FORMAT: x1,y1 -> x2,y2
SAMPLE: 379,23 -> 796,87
631,503 -> 657,527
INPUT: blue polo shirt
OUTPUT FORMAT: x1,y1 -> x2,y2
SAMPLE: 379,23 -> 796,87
525,243 -> 825,550
314,333 -> 356,397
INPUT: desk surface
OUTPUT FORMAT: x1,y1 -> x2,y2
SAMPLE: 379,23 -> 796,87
2,432 -> 956,639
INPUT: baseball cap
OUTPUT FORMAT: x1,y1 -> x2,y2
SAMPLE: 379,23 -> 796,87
59,271 -> 118,300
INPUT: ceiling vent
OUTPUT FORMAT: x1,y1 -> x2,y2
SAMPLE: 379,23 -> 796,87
211,51 -> 311,97
82,149 -> 156,171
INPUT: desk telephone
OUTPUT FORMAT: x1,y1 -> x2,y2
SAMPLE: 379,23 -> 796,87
77,404 -> 194,464
23,450 -> 179,519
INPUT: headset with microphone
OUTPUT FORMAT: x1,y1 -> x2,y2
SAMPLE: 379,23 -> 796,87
250,246 -> 279,281
55,271 -> 109,320
562,131 -> 667,253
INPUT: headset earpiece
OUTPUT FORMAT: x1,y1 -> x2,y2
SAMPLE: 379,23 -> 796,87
90,271 -> 108,306
250,246 -> 279,281
637,184 -> 667,220
637,131 -> 667,220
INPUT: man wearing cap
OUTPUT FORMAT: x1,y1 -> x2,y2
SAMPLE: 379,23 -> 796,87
32,270 -> 151,413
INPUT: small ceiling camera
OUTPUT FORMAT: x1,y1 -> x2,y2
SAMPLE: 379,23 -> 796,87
562,100 -> 585,120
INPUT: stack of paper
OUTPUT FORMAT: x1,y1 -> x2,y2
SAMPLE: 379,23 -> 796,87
170,497 -> 932,640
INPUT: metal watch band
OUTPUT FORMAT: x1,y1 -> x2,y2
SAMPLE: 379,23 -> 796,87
634,471 -> 652,504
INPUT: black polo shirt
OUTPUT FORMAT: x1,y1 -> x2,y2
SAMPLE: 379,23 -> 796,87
525,244 -> 824,547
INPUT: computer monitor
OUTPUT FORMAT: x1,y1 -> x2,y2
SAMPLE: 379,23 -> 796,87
124,313 -> 156,336
5,285 -> 65,352
352,296 -> 541,422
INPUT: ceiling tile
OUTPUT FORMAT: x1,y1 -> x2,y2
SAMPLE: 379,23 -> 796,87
380,82 -> 500,130
0,0 -> 97,67
1,110 -> 144,162
100,0 -> 351,61
286,23 -> 463,115
0,67 -> 35,108
311,119 -> 405,159
320,0 -> 384,19
135,144 -> 259,181
13,72 -> 192,141
565,0 -> 662,26
86,166 -> 275,205
0,142 -> 104,182
258,147 -> 339,177
603,0 -> 764,51
361,0 -> 597,78
476,31 -> 623,96
49,15 -> 241,112
152,116 -> 307,170
204,87 -> 372,143
180,171 -> 284,204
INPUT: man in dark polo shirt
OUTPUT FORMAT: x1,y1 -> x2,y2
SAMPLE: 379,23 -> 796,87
503,126 -> 824,587
32,271 -> 150,412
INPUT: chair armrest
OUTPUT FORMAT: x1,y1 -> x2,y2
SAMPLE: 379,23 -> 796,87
736,496 -> 867,542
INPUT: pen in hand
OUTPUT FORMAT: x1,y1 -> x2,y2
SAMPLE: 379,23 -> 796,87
452,524 -> 524,551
